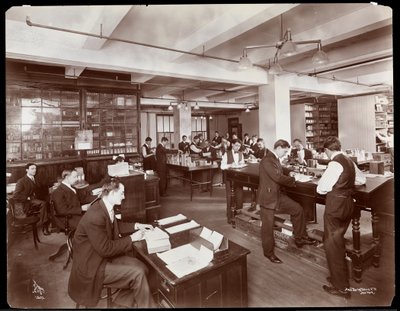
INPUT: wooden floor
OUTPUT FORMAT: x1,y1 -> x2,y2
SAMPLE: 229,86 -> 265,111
6,183 -> 395,308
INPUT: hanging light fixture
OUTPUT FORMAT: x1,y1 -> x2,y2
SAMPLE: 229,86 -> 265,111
167,103 -> 173,111
177,102 -> 182,109
209,115 -> 213,120
184,103 -> 189,111
193,102 -> 200,110
245,105 -> 250,113
238,15 -> 328,74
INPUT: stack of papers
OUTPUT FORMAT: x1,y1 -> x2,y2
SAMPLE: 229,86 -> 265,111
296,174 -> 313,182
144,227 -> 171,254
91,187 -> 102,196
165,220 -> 200,234
157,244 -> 213,278
158,214 -> 187,226
199,227 -> 224,251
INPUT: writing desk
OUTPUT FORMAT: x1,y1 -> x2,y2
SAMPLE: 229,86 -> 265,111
225,163 -> 393,282
133,230 -> 250,307
167,163 -> 219,200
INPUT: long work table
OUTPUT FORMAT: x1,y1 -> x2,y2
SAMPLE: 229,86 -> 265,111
167,163 -> 219,200
225,163 -> 393,282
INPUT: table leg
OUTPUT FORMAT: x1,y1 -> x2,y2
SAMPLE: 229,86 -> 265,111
371,211 -> 380,267
231,180 -> 236,228
351,206 -> 362,283
209,169 -> 213,197
190,171 -> 193,201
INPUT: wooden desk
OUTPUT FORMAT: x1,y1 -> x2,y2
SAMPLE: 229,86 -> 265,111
167,163 -> 219,200
133,231 -> 250,308
225,163 -> 393,282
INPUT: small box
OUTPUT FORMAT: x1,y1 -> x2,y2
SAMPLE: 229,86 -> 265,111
369,161 -> 385,174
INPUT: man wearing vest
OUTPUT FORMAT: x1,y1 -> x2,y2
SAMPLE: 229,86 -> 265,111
141,137 -> 156,171
178,135 -> 190,154
317,136 -> 366,299
155,137 -> 170,197
189,135 -> 202,156
220,139 -> 245,224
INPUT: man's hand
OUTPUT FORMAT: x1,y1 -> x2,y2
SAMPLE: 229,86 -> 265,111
81,203 -> 90,211
130,230 -> 145,242
135,223 -> 154,231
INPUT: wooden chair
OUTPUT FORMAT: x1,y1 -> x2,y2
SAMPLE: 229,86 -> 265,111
48,199 -> 74,269
7,197 -> 41,249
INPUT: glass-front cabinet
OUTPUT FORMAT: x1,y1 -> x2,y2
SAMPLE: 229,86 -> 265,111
6,84 -> 139,162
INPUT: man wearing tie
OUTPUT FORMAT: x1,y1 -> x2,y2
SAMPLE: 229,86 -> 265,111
13,163 -> 48,228
220,139 -> 245,224
68,178 -> 154,308
291,138 -> 313,165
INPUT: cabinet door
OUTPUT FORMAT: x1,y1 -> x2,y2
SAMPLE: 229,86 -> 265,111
202,274 -> 223,307
223,259 -> 248,307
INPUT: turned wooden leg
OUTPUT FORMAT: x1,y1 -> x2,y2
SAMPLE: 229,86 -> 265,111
230,180 -> 236,228
351,207 -> 362,283
371,211 -> 381,267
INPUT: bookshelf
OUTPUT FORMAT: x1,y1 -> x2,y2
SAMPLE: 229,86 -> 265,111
305,101 -> 338,151
375,93 -> 393,152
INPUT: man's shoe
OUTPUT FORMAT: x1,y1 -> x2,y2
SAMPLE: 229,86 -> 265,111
322,285 -> 351,299
326,276 -> 332,284
264,254 -> 283,264
295,237 -> 315,248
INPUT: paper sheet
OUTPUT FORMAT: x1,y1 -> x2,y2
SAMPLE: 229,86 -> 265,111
296,174 -> 313,182
208,231 -> 224,251
157,244 -> 197,265
165,220 -> 200,234
144,227 -> 169,241
157,213 -> 187,226
91,187 -> 102,196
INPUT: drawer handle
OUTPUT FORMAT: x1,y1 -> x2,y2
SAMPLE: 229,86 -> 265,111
205,290 -> 218,301
160,279 -> 170,293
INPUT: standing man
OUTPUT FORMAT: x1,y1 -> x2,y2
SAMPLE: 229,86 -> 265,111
68,178 -> 154,308
317,136 -> 366,299
141,137 -> 156,171
220,139 -> 245,224
156,137 -> 170,197
291,138 -> 313,165
257,139 -> 314,264
189,135 -> 203,156
13,163 -> 49,232
212,131 -> 222,148
243,133 -> 251,147
178,135 -> 190,154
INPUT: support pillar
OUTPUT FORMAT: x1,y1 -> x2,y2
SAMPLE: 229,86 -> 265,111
173,104 -> 192,148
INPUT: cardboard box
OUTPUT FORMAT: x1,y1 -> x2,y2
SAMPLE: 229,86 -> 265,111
369,161 -> 385,174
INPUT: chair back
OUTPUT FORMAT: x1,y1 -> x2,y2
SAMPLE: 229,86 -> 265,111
48,195 -> 72,235
7,197 -> 26,222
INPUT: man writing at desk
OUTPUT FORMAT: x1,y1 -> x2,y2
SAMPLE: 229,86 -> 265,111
258,139 -> 315,264
317,136 -> 366,299
68,178 -> 154,308
290,138 -> 313,165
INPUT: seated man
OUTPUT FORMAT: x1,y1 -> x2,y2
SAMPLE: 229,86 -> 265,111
201,139 -> 217,159
290,138 -> 313,165
52,169 -> 96,231
13,162 -> 49,231
68,178 -> 155,308
254,138 -> 267,159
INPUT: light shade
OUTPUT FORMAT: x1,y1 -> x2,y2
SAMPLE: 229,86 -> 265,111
184,103 -> 189,111
238,53 -> 253,70
167,104 -> 173,111
268,62 -> 283,75
312,48 -> 329,65
193,102 -> 200,110
209,115 -> 213,120
177,102 -> 182,109
279,40 -> 297,57
245,107 -> 250,113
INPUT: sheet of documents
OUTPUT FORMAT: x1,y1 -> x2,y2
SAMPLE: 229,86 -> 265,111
158,213 -> 187,226
296,174 -> 313,182
108,162 -> 130,177
158,244 -> 213,278
165,220 -> 200,234
144,227 -> 169,241
91,187 -> 102,196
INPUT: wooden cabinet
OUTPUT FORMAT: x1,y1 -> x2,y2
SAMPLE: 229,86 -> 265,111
117,173 -> 146,222
304,102 -> 338,151
144,175 -> 160,222
374,93 -> 393,152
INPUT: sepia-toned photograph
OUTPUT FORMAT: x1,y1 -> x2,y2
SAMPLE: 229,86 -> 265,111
5,3 -> 394,308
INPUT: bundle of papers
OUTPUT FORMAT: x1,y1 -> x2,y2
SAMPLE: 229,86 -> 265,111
157,243 -> 213,278
144,227 -> 171,254
199,227 -> 224,251
158,214 -> 187,226
165,220 -> 200,234
91,187 -> 102,196
296,174 -> 313,182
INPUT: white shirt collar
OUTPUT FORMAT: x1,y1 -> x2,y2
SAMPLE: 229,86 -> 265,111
62,181 -> 76,194
102,198 -> 114,223
27,174 -> 35,181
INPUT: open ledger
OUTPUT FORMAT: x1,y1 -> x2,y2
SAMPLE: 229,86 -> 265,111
143,227 -> 171,254
199,227 -> 224,250
157,243 -> 213,278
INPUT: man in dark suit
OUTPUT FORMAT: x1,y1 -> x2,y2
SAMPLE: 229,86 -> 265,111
201,139 -> 217,159
257,139 -> 314,264
178,135 -> 190,154
291,138 -> 313,165
155,136 -> 169,197
141,137 -> 156,171
51,169 -> 94,231
13,163 -> 48,228
68,178 -> 154,308
254,138 -> 267,159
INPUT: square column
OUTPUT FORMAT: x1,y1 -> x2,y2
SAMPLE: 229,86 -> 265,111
173,104 -> 192,146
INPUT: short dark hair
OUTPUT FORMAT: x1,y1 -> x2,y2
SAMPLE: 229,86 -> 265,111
231,138 -> 242,146
293,138 -> 302,144
193,135 -> 199,140
161,137 -> 169,142
257,138 -> 264,143
273,139 -> 290,149
26,162 -> 37,170
61,169 -> 77,180
244,133 -> 249,137
323,136 -> 341,151
145,137 -> 152,142
101,177 -> 122,197
182,135 -> 187,139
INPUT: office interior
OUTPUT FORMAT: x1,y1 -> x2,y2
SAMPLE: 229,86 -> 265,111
5,4 -> 395,309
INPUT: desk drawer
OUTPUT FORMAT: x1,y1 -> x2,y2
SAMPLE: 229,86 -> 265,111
157,274 -> 176,304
